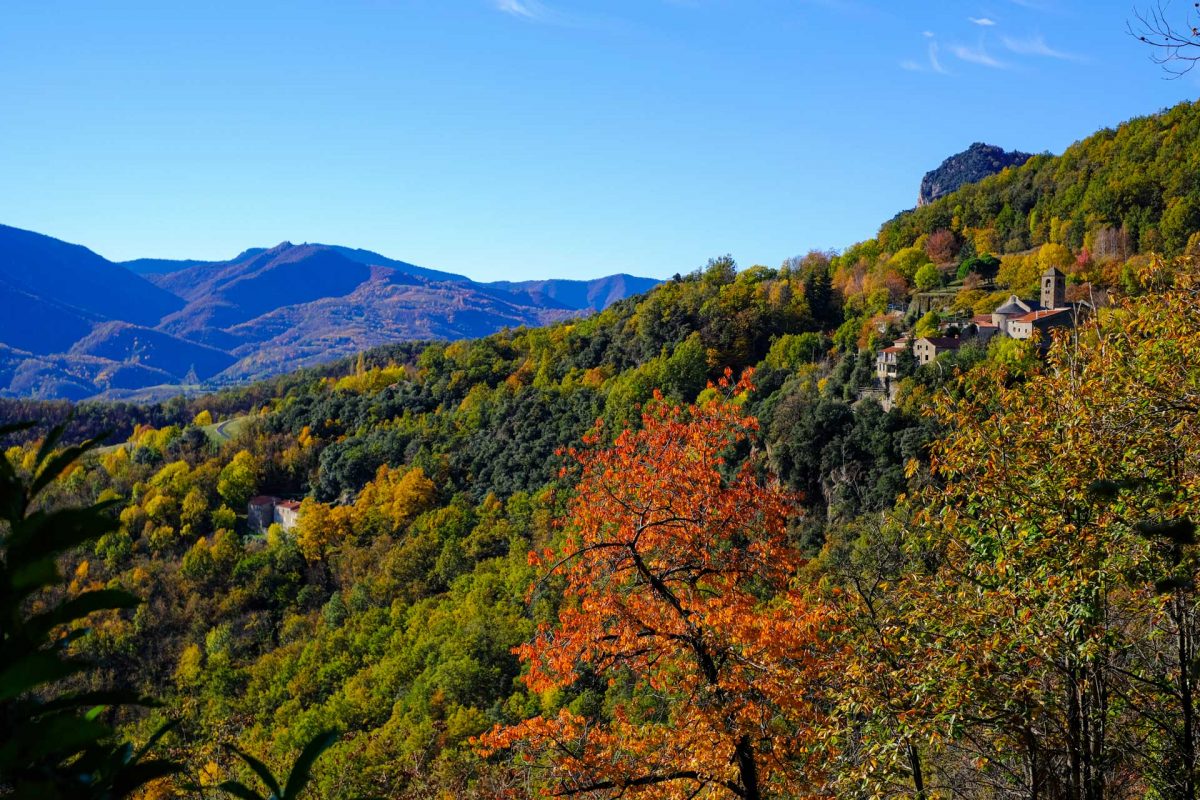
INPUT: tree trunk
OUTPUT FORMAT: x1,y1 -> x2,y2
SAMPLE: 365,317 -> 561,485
1177,595 -> 1197,800
907,741 -> 927,800
734,735 -> 762,800
1068,662 -> 1083,800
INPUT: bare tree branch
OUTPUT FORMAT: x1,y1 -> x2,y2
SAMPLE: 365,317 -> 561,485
1129,1 -> 1200,77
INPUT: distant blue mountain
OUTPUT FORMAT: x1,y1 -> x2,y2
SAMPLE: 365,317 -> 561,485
487,275 -> 662,313
0,225 -> 661,399
121,244 -> 659,311
0,224 -> 183,327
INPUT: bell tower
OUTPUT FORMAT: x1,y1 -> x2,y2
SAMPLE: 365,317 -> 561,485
1041,267 -> 1065,309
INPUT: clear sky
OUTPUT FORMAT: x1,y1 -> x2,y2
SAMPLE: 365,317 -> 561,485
1,1 -> 1196,282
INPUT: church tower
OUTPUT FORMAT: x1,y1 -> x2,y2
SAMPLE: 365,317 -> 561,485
1041,266 -> 1065,309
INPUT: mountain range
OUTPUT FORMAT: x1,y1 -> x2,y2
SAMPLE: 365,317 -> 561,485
0,225 -> 659,400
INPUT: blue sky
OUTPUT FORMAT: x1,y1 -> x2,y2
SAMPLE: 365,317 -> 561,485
1,0 -> 1196,281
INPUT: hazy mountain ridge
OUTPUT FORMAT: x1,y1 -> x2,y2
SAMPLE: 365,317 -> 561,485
486,274 -> 661,312
0,225 -> 659,399
127,245 -> 659,312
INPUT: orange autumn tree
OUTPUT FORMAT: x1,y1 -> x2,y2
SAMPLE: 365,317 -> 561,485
477,373 -> 834,800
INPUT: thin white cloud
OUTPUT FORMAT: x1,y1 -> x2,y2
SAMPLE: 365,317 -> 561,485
929,40 -> 948,73
1002,33 -> 1085,61
970,17 -> 997,26
904,34 -> 948,74
950,41 -> 1006,68
495,0 -> 548,20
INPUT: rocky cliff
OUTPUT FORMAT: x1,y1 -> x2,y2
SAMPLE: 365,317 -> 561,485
918,142 -> 1034,206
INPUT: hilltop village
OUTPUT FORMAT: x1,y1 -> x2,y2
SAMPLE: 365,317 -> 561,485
874,266 -> 1085,405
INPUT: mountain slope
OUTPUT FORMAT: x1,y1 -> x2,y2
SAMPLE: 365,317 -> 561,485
68,322 -> 236,380
155,244 -> 377,338
319,244 -> 471,284
0,224 -> 183,327
0,279 -> 99,355
122,257 -> 221,276
217,270 -> 576,381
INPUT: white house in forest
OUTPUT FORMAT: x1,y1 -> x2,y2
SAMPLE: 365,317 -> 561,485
247,496 -> 302,533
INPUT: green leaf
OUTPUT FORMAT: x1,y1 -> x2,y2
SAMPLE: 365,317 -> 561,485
226,745 -> 282,799
26,588 -> 141,639
0,712 -> 111,766
0,652 -> 84,702
29,432 -> 108,501
6,555 -> 59,598
7,505 -> 118,567
30,445 -> 87,501
132,718 -> 181,765
32,419 -> 69,478
283,730 -> 339,800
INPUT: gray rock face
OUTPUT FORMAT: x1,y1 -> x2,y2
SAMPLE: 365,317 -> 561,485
918,143 -> 1034,206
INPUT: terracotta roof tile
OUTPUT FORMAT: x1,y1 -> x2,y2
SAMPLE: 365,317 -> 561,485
1013,308 -> 1071,324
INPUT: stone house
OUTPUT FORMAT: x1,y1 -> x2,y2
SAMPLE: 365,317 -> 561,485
990,295 -> 1040,337
963,314 -> 1002,344
875,334 -> 961,384
989,267 -> 1079,340
1041,265 -> 1067,310
876,343 -> 906,382
247,496 -> 276,533
912,336 -> 962,365
875,334 -> 913,381
274,500 -> 301,531
1008,307 -> 1075,340
247,495 -> 302,534
873,267 -> 1081,394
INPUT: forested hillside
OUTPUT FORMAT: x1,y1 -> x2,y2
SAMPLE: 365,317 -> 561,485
883,100 -> 1200,258
6,101 -> 1200,800
0,254 -> 947,796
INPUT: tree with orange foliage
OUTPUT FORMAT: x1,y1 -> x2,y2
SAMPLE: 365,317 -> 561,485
477,373 -> 835,799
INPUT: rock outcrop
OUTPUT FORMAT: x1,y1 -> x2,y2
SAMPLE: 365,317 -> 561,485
918,142 -> 1033,206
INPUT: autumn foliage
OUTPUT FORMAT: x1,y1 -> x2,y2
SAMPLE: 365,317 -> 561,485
821,259 -> 1200,799
477,373 -> 835,799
